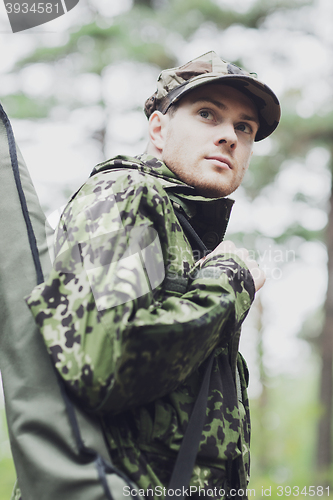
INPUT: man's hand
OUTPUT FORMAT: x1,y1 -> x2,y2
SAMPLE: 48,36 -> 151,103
200,240 -> 266,292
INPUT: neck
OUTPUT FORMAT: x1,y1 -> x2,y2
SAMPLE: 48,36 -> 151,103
146,142 -> 162,159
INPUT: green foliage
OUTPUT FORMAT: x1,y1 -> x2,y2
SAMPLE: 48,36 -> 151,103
14,9 -> 176,73
298,307 -> 325,348
13,0 -> 313,75
273,225 -> 325,245
0,93 -> 56,119
242,153 -> 285,198
158,0 -> 312,33
249,362 -> 325,494
0,409 -> 16,500
276,111 -> 333,160
0,456 -> 15,500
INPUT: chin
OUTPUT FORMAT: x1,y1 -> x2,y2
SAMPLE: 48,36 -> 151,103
195,184 -> 234,198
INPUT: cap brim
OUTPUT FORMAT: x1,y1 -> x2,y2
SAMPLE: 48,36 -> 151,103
159,73 -> 281,141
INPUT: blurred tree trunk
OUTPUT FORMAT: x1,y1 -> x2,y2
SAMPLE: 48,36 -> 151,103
256,298 -> 270,473
133,0 -> 155,6
316,165 -> 333,486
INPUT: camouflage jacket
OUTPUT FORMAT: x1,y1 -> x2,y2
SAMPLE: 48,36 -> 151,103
26,154 -> 255,499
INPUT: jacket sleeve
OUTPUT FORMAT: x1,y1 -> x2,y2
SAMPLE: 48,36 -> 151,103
26,169 -> 255,415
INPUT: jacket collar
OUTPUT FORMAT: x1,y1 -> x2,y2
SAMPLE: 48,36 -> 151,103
91,154 -> 234,250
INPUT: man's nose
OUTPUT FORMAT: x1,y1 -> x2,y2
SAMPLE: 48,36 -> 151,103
214,123 -> 237,149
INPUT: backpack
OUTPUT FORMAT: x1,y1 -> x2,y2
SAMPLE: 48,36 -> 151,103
0,102 -> 139,500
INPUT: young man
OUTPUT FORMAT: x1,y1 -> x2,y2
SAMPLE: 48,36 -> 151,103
27,52 -> 280,498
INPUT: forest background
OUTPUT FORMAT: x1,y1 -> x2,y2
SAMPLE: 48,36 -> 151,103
0,0 -> 333,498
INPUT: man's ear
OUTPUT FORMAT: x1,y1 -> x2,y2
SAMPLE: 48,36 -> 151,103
148,111 -> 169,154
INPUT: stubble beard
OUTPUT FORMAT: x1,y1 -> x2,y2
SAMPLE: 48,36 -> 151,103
163,153 -> 246,198
161,128 -> 247,198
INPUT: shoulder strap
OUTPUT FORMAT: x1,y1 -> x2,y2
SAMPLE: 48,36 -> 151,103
173,208 -> 207,259
168,208 -> 242,499
166,351 -> 215,499
166,209 -> 214,499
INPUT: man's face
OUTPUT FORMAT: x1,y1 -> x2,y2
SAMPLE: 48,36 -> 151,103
157,83 -> 259,198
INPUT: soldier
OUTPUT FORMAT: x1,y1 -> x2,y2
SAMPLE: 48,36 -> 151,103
27,52 -> 280,499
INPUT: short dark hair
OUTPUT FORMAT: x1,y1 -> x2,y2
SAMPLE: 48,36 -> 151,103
166,101 -> 179,118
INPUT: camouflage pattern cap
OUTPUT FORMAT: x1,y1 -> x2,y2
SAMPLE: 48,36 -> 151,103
144,51 -> 281,141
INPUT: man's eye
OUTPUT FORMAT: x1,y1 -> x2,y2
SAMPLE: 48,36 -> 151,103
236,123 -> 252,134
199,110 -> 214,120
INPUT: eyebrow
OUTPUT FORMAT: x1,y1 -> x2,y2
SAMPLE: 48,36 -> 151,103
195,98 -> 260,126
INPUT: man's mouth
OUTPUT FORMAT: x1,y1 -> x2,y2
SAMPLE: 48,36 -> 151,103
205,156 -> 232,169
